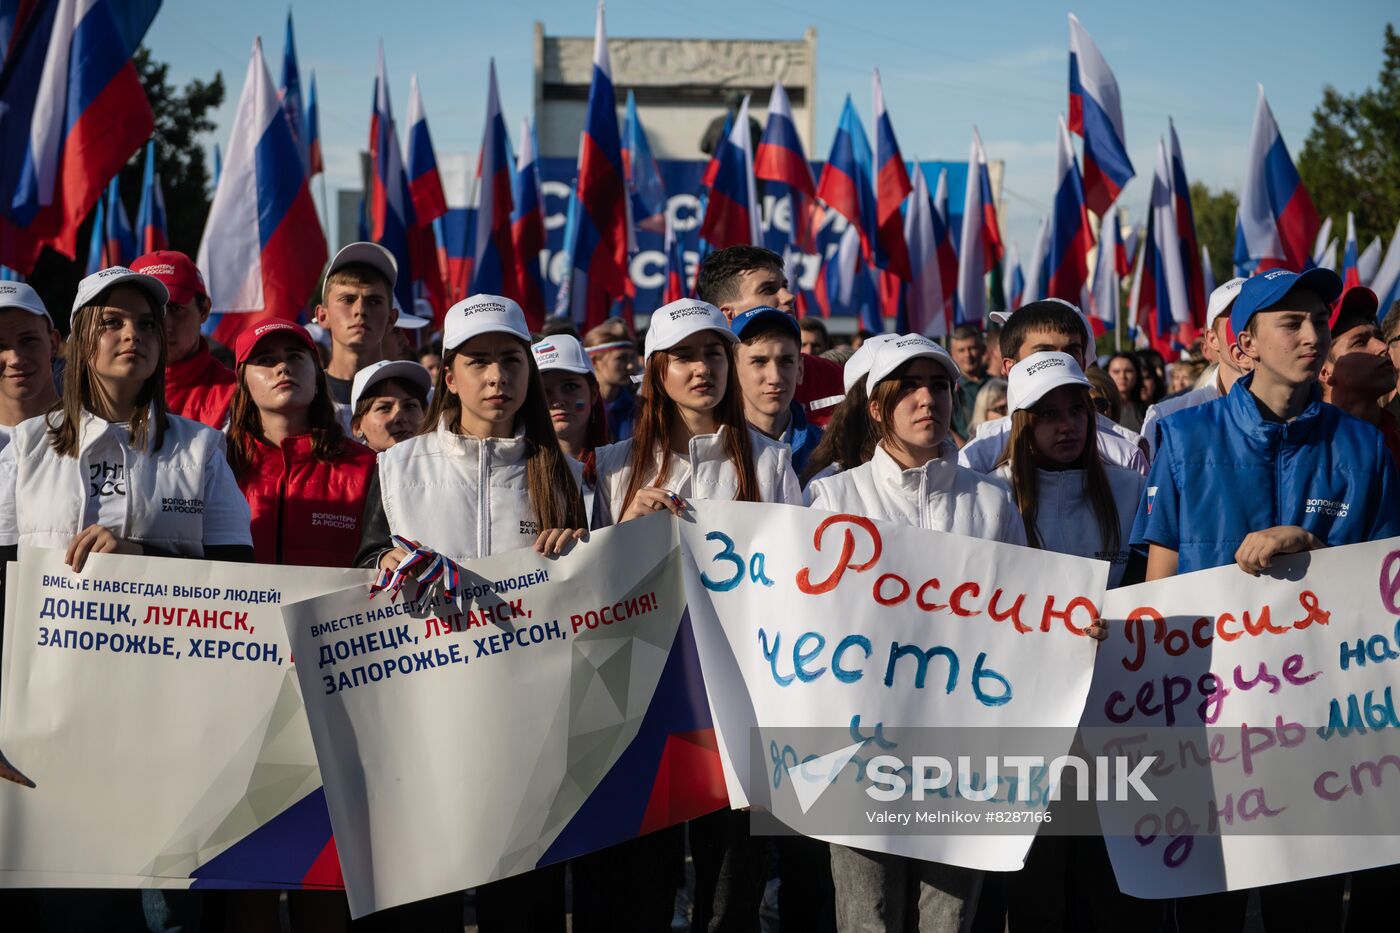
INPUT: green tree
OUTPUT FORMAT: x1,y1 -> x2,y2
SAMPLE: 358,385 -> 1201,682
1189,181 -> 1239,288
1298,24 -> 1400,246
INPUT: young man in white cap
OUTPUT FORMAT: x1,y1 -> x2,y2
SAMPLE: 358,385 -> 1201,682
730,306 -> 823,473
1138,277 -> 1252,457
1320,285 -> 1400,468
958,300 -> 1147,475
0,282 -> 60,448
315,242 -> 399,420
130,250 -> 236,428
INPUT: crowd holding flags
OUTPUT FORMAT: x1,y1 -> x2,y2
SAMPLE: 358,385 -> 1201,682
8,0 -> 1399,360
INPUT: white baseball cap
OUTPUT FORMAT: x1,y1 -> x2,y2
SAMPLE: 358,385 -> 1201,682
1205,277 -> 1246,329
391,297 -> 432,330
0,281 -> 52,321
326,242 -> 397,289
990,298 -> 1096,351
842,333 -> 900,394
442,294 -> 530,351
865,334 -> 962,394
1006,351 -> 1091,412
72,266 -> 169,316
643,299 -> 736,362
350,359 -> 433,410
532,334 -> 593,375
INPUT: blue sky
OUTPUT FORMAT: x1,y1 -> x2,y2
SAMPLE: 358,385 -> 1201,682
147,0 -> 1396,253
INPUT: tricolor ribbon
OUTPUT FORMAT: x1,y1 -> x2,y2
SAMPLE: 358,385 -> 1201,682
369,535 -> 462,603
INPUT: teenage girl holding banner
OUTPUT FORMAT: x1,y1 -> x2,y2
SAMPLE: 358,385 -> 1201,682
354,293 -> 586,932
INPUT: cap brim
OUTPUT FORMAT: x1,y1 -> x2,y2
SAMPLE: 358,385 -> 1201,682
81,271 -> 170,313
396,313 -> 431,330
733,308 -> 801,341
865,348 -> 961,394
645,325 -> 738,361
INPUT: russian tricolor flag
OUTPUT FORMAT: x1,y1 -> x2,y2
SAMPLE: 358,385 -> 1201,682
367,45 -> 418,314
85,195 -> 104,275
1003,244 -> 1024,311
1067,13 -> 1134,216
561,1 -> 630,330
955,128 -> 1004,325
306,72 -> 323,177
513,117 -> 548,327
903,163 -> 950,338
872,70 -> 912,282
1023,214 -> 1051,305
623,91 -> 667,236
816,96 -> 877,263
755,80 -> 817,251
406,75 -> 448,229
1089,210 -> 1121,333
135,140 -> 168,253
103,174 -> 135,267
278,10 -> 308,172
1341,212 -> 1361,289
1372,221 -> 1400,315
662,214 -> 686,305
699,94 -> 760,249
1167,118 -> 1205,325
1046,114 -> 1095,307
1236,85 -> 1321,273
1131,139 -> 1192,358
197,38 -> 326,342
470,60 -> 525,315
930,168 -> 958,320
0,0 -> 160,274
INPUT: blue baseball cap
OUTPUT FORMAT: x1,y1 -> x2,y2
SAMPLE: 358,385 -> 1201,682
1229,268 -> 1343,337
730,306 -> 800,342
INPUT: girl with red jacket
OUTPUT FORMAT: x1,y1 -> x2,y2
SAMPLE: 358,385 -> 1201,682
227,321 -> 376,568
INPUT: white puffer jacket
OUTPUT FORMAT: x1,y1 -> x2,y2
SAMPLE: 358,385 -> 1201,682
0,408 -> 250,554
373,420 -> 583,565
592,426 -> 802,527
806,445 -> 1027,546
991,461 -> 1145,587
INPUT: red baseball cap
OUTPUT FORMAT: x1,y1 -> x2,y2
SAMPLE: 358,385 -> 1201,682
234,320 -> 318,366
1329,285 -> 1380,337
130,251 -> 207,306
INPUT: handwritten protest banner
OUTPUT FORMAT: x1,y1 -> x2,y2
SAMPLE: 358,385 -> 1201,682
1087,537 -> 1400,897
678,500 -> 1108,871
0,549 -> 367,889
281,515 -> 727,918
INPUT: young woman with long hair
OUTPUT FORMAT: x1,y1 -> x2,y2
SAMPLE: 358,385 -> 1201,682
0,268 -> 253,926
805,335 -> 1026,933
1105,352 -> 1145,431
582,299 -> 800,933
993,352 -> 1144,587
985,350 -> 1158,933
228,320 -> 378,569
354,294 -> 586,933
531,334 -> 608,510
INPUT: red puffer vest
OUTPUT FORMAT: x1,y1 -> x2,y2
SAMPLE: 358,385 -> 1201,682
236,433 -> 377,567
166,340 -> 237,429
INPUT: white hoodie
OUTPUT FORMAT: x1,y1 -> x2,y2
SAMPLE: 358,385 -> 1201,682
593,426 -> 802,527
806,445 -> 1027,546
991,461 -> 1145,587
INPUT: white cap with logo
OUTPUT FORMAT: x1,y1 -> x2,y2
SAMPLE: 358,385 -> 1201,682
532,334 -> 593,375
1006,351 -> 1091,412
0,281 -> 52,321
643,299 -> 736,362
1205,277 -> 1246,329
72,266 -> 170,316
442,294 -> 530,350
865,334 -> 962,394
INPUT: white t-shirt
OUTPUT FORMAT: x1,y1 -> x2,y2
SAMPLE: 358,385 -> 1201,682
82,424 -> 129,529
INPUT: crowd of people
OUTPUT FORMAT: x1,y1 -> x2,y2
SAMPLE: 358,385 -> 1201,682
0,240 -> 1396,932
